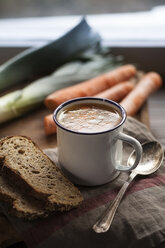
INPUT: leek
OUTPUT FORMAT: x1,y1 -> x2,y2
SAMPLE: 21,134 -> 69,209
0,51 -> 123,123
0,18 -> 100,91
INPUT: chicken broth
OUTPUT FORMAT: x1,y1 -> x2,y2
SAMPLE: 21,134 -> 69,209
57,103 -> 122,133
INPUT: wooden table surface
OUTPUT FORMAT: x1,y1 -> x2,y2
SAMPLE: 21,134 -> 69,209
0,106 -> 57,150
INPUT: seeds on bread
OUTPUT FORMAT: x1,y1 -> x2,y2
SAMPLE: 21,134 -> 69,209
0,136 -> 83,212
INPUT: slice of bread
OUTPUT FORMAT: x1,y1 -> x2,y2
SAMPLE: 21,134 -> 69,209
0,175 -> 46,220
0,136 -> 83,212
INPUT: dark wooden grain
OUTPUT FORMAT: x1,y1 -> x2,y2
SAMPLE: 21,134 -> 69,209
0,105 -> 57,149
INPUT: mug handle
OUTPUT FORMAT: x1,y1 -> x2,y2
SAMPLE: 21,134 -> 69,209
115,132 -> 142,171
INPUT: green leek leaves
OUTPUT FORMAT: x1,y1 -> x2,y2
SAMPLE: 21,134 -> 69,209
0,18 -> 100,91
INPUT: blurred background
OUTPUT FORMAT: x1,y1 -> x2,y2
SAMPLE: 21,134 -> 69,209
0,0 -> 165,145
0,0 -> 164,18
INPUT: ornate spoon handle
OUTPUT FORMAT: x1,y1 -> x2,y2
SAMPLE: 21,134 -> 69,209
93,171 -> 137,233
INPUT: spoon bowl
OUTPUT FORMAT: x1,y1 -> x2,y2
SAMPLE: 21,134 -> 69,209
128,141 -> 164,175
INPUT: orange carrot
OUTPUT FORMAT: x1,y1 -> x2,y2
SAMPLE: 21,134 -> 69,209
120,72 -> 162,116
45,64 -> 136,110
95,81 -> 134,102
44,114 -> 56,135
44,81 -> 134,135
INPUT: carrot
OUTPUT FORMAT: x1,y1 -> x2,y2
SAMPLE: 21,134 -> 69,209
44,81 -> 134,135
120,72 -> 162,116
95,81 -> 134,102
45,64 -> 136,110
44,114 -> 56,135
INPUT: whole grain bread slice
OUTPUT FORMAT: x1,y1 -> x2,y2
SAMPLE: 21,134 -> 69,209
0,175 -> 47,220
0,136 -> 83,211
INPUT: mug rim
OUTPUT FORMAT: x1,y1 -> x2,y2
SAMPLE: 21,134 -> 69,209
53,97 -> 127,135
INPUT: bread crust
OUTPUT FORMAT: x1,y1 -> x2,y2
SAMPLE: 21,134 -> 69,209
0,135 -> 83,218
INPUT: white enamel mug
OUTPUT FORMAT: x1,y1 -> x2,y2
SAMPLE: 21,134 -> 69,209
53,97 -> 142,186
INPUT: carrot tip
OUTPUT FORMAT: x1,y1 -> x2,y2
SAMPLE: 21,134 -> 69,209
146,72 -> 162,87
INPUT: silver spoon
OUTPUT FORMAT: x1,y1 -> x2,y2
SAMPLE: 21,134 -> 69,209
93,141 -> 164,233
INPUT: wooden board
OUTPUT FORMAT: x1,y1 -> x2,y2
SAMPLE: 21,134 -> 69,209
135,102 -> 150,128
0,103 -> 149,248
0,105 -> 57,149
